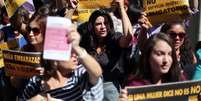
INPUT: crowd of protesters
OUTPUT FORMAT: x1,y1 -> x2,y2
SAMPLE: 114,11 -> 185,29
0,0 -> 200,101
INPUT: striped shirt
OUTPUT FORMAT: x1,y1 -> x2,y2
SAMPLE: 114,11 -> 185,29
19,65 -> 103,101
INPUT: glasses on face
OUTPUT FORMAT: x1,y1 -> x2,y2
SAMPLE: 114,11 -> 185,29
168,32 -> 186,39
26,26 -> 41,36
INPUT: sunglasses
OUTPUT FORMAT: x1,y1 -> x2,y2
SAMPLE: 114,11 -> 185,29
168,32 -> 186,39
26,26 -> 41,36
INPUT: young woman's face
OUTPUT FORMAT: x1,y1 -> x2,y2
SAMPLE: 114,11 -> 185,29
167,24 -> 186,50
149,40 -> 173,76
94,16 -> 110,38
27,16 -> 45,46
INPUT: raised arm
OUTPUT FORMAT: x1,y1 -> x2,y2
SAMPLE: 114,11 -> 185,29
137,13 -> 152,51
114,0 -> 133,48
68,27 -> 102,85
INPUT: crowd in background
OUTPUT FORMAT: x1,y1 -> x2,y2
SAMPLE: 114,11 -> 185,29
0,0 -> 200,101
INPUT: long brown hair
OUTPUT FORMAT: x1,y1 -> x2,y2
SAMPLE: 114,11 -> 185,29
134,33 -> 181,83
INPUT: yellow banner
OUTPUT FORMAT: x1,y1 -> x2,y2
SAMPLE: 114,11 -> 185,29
78,0 -> 112,9
77,9 -> 96,22
3,50 -> 42,78
0,39 -> 19,68
76,0 -> 112,22
127,80 -> 201,101
3,0 -> 27,17
144,0 -> 190,25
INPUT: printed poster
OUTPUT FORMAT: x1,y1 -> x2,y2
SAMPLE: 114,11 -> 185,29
77,0 -> 112,22
126,80 -> 201,101
77,9 -> 96,22
0,39 -> 19,68
3,50 -> 42,77
78,0 -> 112,9
43,16 -> 72,61
143,0 -> 190,25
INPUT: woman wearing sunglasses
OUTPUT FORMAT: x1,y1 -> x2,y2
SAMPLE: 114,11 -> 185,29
17,4 -> 103,101
161,21 -> 197,80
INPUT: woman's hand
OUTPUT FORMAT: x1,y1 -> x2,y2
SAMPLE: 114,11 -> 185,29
138,12 -> 152,30
67,25 -> 80,49
119,88 -> 128,101
67,0 -> 79,9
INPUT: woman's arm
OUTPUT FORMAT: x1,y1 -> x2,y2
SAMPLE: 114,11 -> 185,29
68,27 -> 102,85
136,13 -> 152,51
114,0 -> 133,48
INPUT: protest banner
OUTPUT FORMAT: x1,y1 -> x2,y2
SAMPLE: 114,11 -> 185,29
126,80 -> 201,101
3,0 -> 27,17
0,39 -> 19,68
76,0 -> 112,22
143,0 -> 190,25
43,16 -> 72,61
77,9 -> 96,22
78,0 -> 112,9
3,50 -> 42,77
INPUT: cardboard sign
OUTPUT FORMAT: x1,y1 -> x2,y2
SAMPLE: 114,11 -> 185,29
3,50 -> 42,77
143,0 -> 190,25
126,80 -> 201,101
43,16 -> 72,61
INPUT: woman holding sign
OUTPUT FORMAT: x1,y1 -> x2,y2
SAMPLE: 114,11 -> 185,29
119,33 -> 185,101
21,27 -> 104,101
17,4 -> 103,101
